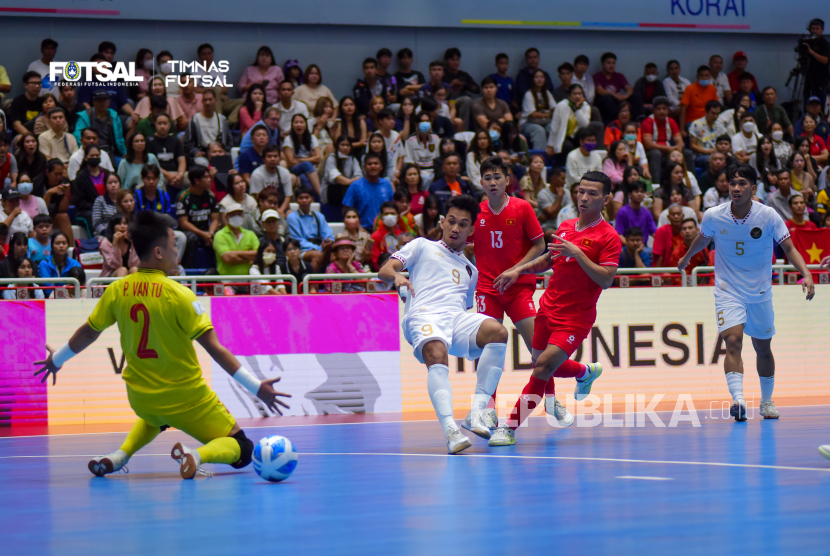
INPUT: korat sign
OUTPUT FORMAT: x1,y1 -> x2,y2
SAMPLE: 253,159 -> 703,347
49,61 -> 144,84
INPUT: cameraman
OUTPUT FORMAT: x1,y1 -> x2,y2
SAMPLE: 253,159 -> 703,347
804,18 -> 830,106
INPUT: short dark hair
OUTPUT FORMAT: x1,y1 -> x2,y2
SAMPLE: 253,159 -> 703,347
197,43 -> 214,55
625,226 -> 643,239
705,100 -> 721,112
376,48 -> 392,59
393,189 -> 412,203
0,223 -> 8,237
549,166 -> 566,178
130,211 -> 173,260
716,134 -> 731,143
579,171 -> 613,196
726,162 -> 758,183
681,218 -> 698,227
627,180 -> 647,193
81,127 -> 99,139
740,111 -> 754,121
568,83 -> 584,95
788,194 -> 805,207
202,88 -> 216,100
377,108 -> 395,121
481,76 -> 497,88
442,152 -> 461,164
154,112 -> 172,125
380,200 -> 398,213
41,38 -> 58,50
444,47 -> 461,60
188,165 -> 209,184
739,72 -> 753,82
90,53 -> 106,63
47,107 -> 65,119
98,41 -> 116,54
363,151 -> 383,165
667,60 -> 680,69
761,86 -> 775,95
363,57 -> 377,68
262,144 -> 281,157
141,164 -> 160,179
295,186 -> 314,199
397,48 -> 413,60
576,127 -> 596,142
645,62 -> 658,70
0,131 -> 10,146
446,194 -> 480,221
420,97 -> 438,114
525,47 -> 540,58
775,167 -> 791,177
149,95 -> 167,111
33,214 -> 52,228
429,60 -> 444,70
23,71 -> 41,84
574,54 -> 590,66
479,155 -> 509,177
600,52 -> 617,63
558,62 -> 574,74
495,53 -> 508,62
46,158 -> 65,174
652,96 -> 670,109
66,265 -> 86,287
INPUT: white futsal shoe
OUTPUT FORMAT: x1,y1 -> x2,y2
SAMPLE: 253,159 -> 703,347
445,428 -> 473,454
730,398 -> 747,422
760,400 -> 780,419
545,397 -> 574,427
171,442 -> 210,479
819,445 -> 830,461
574,363 -> 603,401
483,408 -> 498,430
88,450 -> 130,476
460,411 -> 492,439
488,425 -> 516,447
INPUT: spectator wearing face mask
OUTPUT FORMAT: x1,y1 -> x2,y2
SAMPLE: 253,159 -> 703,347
679,66 -> 720,135
403,115 -> 441,188
16,175 -> 48,221
632,63 -> 668,114
250,237 -> 286,295
731,112 -> 762,163
369,202 -> 405,268
0,186 -> 33,237
213,202 -> 260,278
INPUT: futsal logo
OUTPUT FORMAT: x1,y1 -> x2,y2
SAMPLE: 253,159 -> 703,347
63,61 -> 80,82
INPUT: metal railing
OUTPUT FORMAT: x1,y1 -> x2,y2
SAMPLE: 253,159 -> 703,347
0,278 -> 81,298
87,274 -> 299,296
691,264 -> 828,286
537,268 -> 688,288
302,273 -> 385,295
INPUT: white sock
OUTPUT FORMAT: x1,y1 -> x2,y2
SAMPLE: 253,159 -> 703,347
115,449 -> 129,460
760,375 -> 774,403
726,372 -> 744,402
427,364 -> 457,436
473,343 -> 506,412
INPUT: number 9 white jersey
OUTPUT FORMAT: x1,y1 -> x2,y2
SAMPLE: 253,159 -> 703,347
699,201 -> 790,303
391,238 -> 478,317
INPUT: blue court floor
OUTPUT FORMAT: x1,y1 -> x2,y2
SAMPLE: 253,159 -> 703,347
2,406 -> 830,556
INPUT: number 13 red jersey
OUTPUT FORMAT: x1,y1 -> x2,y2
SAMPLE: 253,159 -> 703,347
474,196 -> 544,295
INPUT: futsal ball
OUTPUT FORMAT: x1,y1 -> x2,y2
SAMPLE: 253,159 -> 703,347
253,435 -> 298,482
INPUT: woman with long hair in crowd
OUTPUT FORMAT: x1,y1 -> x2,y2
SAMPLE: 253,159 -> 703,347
2,257 -> 44,300
250,237 -> 286,295
395,96 -> 415,140
283,113 -> 322,197
118,132 -> 160,190
279,238 -> 316,293
239,45 -> 284,105
414,194 -> 443,237
467,129 -> 495,189
790,150 -> 816,193
749,135 -> 780,180
653,161 -> 693,220
332,96 -> 367,155
0,232 -> 29,278
366,96 -> 386,133
520,154 -> 547,209
363,132 -> 390,180
800,113 -> 829,167
99,213 -> 139,278
335,208 -> 372,264
38,231 -> 82,297
294,64 -> 338,121
401,163 -> 427,215
310,97 -> 336,156
321,135 -> 362,222
667,149 -> 701,211
92,173 -> 123,235
499,120 -> 528,167
132,76 -> 186,131
116,189 -> 136,222
239,83 -> 268,137
14,132 -> 46,180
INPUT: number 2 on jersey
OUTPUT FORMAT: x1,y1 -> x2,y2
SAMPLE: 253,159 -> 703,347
490,230 -> 503,248
130,303 -> 158,359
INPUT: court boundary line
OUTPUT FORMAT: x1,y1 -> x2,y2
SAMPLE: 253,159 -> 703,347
2,403 -> 829,440
2,451 -> 829,473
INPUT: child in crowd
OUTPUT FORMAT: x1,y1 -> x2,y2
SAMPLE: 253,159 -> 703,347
27,214 -> 53,263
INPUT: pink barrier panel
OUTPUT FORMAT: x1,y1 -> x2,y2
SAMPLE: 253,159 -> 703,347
0,301 -> 47,427
211,294 -> 400,355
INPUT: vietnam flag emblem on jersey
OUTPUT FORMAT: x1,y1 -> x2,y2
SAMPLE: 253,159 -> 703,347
506,219 -> 516,225
581,238 -> 594,247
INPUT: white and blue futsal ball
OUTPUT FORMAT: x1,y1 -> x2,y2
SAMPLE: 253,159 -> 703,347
253,435 -> 298,482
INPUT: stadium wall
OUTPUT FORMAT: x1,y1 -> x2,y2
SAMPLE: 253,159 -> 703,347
0,16 -> 805,107
1,286 -> 827,427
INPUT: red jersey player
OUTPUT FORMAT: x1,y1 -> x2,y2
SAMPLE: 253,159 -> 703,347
488,171 -> 622,446
467,155 -> 574,434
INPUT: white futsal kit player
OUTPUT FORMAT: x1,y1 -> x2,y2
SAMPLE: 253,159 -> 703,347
380,195 -> 509,454
679,163 -> 814,421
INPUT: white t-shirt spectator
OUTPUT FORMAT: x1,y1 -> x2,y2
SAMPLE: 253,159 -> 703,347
520,89 -> 556,126
277,101 -> 310,134
572,73 -> 595,104
663,76 -> 691,109
0,207 -> 33,235
404,134 -> 440,174
249,165 -> 293,198
731,131 -> 762,157
68,148 -> 114,180
548,99 -> 591,153
564,149 -> 603,187
193,112 -> 220,145
703,187 -> 730,210
555,203 -> 579,229
283,134 -> 319,158
536,186 -> 566,231
712,72 -> 730,104
28,59 -> 57,96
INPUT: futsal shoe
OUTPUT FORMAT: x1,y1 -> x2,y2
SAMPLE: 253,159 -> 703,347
488,425 -> 516,446
88,450 -> 129,476
483,408 -> 498,430
445,429 -> 473,454
760,400 -> 780,419
460,411 -> 492,439
730,399 -> 747,422
545,397 -> 574,427
819,445 -> 830,461
171,442 -> 205,479
574,363 -> 603,401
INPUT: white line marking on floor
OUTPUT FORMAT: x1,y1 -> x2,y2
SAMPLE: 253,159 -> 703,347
616,476 -> 674,481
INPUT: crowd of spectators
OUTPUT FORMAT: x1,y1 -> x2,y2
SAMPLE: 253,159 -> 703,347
1,29 -> 830,295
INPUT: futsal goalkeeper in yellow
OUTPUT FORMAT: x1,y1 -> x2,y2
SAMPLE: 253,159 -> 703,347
33,211 -> 291,479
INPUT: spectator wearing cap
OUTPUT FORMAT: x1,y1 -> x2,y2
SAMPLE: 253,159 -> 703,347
213,201 -> 260,277
727,52 -> 758,93
753,87 -> 793,138
344,152 -> 394,229
593,52 -> 637,124
38,108 -> 78,164
641,96 -> 688,184
258,209 -> 286,266
708,54 -> 733,106
9,72 -> 45,136
76,54 -> 134,116
73,90 -> 127,163
1,187 -> 33,237
325,238 -> 369,291
244,186 -> 282,238
287,186 -> 334,271
679,66 -> 720,134
515,48 -> 555,107
795,96 -> 830,139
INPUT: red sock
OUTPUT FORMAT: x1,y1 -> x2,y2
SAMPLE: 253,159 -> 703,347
555,359 -> 586,379
508,376 -> 546,430
486,387 -> 497,409
544,377 -> 555,397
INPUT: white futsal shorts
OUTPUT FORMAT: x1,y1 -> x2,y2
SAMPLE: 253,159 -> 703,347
714,290 -> 775,339
403,310 -> 492,364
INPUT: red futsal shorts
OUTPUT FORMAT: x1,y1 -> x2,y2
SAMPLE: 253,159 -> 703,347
476,284 -> 536,323
531,312 -> 589,356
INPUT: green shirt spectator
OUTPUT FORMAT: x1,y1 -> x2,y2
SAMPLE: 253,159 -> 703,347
213,202 -> 259,275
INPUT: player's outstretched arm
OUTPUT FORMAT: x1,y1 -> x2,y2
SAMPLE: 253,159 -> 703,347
196,329 -> 291,415
780,238 -> 815,300
677,233 -> 710,271
494,249 -> 553,294
548,234 -> 617,289
33,323 -> 102,385
378,257 -> 414,295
